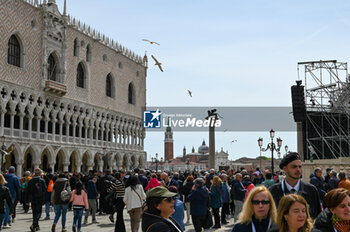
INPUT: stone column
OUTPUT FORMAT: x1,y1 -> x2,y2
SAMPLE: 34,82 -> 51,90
16,160 -> 24,178
134,158 -> 139,169
33,160 -> 40,169
52,119 -> 57,141
44,118 -> 49,141
0,103 -> 6,136
43,108 -> 50,141
18,104 -> 26,138
28,116 -> 33,139
65,121 -> 70,143
72,121 -> 77,144
9,112 -> 15,137
98,160 -> 103,172
36,115 -> 42,140
63,162 -> 70,172
49,162 -> 55,173
0,112 -> 4,136
117,158 -> 123,171
87,161 -> 94,172
75,161 -> 82,173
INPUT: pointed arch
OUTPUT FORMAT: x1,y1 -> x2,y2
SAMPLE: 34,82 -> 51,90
128,82 -> 135,105
74,38 -> 79,57
41,145 -> 55,164
76,62 -> 86,88
8,34 -> 24,67
86,44 -> 91,62
47,52 -> 58,81
106,73 -> 115,98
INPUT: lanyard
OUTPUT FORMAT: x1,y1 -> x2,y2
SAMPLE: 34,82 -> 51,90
251,219 -> 271,232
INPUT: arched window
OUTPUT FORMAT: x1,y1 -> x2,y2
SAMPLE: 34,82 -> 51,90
86,44 -> 91,62
76,63 -> 85,88
106,74 -> 112,97
128,82 -> 135,104
73,38 -> 79,57
8,35 -> 21,67
47,54 -> 57,81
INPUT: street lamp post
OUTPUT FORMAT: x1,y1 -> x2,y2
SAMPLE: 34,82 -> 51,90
152,153 -> 162,173
257,129 -> 283,174
186,158 -> 190,171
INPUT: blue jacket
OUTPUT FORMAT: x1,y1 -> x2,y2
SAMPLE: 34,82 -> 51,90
138,174 -> 148,191
210,184 -> 222,208
310,176 -> 326,201
188,186 -> 209,216
221,182 -> 230,203
233,181 -> 246,201
171,198 -> 185,231
87,180 -> 98,199
4,173 -> 20,201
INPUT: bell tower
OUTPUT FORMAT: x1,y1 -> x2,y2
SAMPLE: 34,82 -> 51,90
164,118 -> 173,161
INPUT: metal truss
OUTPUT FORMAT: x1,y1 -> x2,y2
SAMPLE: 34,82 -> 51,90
298,60 -> 350,160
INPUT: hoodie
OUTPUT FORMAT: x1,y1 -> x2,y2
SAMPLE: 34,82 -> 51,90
145,177 -> 161,191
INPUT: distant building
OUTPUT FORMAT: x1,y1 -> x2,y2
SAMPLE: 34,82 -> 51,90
231,157 -> 281,173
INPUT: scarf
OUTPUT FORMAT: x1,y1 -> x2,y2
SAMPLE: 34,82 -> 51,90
331,214 -> 350,232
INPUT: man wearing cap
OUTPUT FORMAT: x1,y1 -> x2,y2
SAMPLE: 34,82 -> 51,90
269,152 -> 321,219
27,168 -> 47,231
188,178 -> 209,232
3,166 -> 20,228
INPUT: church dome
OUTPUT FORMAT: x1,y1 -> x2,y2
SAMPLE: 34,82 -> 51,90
198,140 -> 209,154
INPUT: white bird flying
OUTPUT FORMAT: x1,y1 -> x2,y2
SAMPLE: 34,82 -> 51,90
142,39 -> 160,45
151,55 -> 163,72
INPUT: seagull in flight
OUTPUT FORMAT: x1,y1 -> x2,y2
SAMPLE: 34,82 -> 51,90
188,90 -> 192,97
142,39 -> 160,45
231,140 -> 237,143
151,55 -> 164,72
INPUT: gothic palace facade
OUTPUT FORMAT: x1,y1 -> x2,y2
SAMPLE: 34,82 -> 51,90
0,0 -> 147,177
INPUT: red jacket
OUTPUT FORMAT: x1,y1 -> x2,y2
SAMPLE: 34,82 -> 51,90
145,178 -> 161,191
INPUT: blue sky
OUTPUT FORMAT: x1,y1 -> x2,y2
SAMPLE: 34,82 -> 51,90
55,0 -> 350,161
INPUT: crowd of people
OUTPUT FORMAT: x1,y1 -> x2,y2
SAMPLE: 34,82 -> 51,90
0,152 -> 348,232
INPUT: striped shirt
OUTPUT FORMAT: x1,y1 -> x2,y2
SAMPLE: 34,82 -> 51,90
107,179 -> 125,198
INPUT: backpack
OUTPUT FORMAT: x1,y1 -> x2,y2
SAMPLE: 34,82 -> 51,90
34,180 -> 44,198
60,181 -> 71,202
21,181 -> 28,192
47,179 -> 54,192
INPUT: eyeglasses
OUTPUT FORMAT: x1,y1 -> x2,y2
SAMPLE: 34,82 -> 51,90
252,200 -> 270,205
163,196 -> 176,203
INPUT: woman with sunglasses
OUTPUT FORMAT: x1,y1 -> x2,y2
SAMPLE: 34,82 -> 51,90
142,186 -> 183,232
270,194 -> 312,232
232,186 -> 278,232
312,188 -> 350,232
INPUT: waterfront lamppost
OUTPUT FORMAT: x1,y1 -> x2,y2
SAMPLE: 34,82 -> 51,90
257,129 -> 283,174
152,153 -> 162,173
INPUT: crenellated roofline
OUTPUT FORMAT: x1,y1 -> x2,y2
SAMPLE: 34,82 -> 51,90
19,0 -> 147,67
